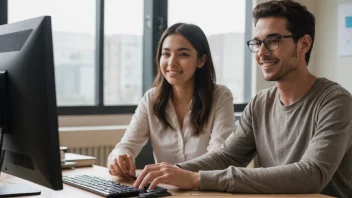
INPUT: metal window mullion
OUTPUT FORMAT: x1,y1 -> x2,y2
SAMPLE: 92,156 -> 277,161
95,0 -> 104,106
137,0 -> 168,169
244,0 -> 253,102
142,0 -> 167,94
0,0 -> 8,25
142,0 -> 153,94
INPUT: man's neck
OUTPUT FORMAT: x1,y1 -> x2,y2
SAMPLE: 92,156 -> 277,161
277,71 -> 317,106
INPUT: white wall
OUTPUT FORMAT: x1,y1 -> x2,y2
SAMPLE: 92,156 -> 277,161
299,0 -> 352,92
335,0 -> 352,92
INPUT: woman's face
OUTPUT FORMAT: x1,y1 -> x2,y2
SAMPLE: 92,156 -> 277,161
159,33 -> 205,88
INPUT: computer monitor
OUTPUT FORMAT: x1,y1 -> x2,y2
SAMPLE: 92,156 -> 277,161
0,16 -> 63,196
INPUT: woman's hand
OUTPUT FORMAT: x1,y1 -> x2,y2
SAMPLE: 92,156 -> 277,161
133,162 -> 200,190
108,154 -> 136,178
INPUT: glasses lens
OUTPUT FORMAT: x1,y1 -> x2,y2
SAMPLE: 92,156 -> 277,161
248,40 -> 261,52
264,36 -> 279,51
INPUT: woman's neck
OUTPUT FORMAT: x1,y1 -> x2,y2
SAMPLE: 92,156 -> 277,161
171,85 -> 194,106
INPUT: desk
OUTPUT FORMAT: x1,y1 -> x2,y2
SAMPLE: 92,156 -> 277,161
0,165 -> 333,198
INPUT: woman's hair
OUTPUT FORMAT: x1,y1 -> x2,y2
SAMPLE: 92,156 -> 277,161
152,23 -> 216,136
253,0 -> 315,64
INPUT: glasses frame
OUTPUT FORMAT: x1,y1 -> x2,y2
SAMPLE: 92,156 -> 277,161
246,35 -> 297,53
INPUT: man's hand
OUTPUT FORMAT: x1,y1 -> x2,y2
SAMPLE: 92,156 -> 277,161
108,154 -> 136,178
133,162 -> 200,190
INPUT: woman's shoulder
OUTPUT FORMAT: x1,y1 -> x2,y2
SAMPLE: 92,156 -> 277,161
140,87 -> 157,103
213,84 -> 233,97
144,87 -> 157,96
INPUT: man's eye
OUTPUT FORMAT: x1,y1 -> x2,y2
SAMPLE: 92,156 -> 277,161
249,40 -> 261,45
266,37 -> 279,44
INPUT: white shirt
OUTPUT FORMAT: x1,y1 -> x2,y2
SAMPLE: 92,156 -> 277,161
108,84 -> 236,165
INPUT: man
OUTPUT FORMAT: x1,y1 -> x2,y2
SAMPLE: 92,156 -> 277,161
132,1 -> 352,197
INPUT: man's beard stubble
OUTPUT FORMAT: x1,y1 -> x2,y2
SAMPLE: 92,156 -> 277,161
265,51 -> 298,81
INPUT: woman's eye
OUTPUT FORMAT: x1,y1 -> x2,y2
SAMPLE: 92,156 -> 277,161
162,53 -> 170,57
180,53 -> 189,57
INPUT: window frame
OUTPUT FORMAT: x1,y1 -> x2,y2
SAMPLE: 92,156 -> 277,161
2,0 -> 250,115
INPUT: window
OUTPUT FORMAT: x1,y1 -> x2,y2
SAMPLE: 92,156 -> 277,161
8,0 -> 96,106
168,0 -> 247,103
104,0 -> 144,105
4,0 -> 251,115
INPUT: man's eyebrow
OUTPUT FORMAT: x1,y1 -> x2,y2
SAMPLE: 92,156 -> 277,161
253,33 -> 282,40
267,33 -> 281,37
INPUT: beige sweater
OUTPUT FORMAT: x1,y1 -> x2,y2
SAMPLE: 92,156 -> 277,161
177,78 -> 352,198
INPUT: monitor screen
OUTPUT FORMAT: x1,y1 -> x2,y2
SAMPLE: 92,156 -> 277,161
0,16 -> 63,196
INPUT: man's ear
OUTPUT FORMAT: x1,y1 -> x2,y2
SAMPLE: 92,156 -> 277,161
300,34 -> 312,54
197,54 -> 207,68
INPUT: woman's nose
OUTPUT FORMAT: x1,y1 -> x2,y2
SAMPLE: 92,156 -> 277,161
168,55 -> 177,66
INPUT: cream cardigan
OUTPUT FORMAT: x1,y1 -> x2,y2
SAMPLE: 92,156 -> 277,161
108,84 -> 236,165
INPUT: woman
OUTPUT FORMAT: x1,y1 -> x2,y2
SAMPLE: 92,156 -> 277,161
108,23 -> 235,178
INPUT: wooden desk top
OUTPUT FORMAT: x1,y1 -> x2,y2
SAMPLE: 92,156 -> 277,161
0,165 -> 333,198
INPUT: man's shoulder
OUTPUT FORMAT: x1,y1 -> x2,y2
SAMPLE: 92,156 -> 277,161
317,78 -> 352,99
253,86 -> 278,102
243,86 -> 278,113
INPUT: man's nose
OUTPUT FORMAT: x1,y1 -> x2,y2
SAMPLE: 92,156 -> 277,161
257,43 -> 270,58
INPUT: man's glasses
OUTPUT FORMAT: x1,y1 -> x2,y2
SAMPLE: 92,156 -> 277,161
246,35 -> 297,53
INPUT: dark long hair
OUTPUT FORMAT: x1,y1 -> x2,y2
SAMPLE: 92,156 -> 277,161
253,0 -> 315,64
152,23 -> 216,136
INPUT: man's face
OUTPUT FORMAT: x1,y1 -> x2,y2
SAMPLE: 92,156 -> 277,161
254,17 -> 299,81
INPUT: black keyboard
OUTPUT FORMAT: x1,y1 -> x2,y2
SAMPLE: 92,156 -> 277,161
62,174 -> 170,198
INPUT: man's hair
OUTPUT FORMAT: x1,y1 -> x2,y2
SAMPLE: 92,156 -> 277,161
253,0 -> 315,64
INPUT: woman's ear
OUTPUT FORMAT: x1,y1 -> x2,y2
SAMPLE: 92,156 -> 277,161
197,54 -> 207,68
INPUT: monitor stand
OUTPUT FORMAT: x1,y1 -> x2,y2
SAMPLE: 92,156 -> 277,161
0,127 -> 41,197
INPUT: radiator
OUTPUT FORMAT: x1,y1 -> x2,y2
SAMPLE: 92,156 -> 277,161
59,125 -> 127,167
68,145 -> 116,167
